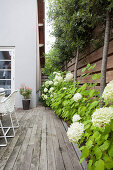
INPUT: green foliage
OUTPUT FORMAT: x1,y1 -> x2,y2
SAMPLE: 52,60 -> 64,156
39,65 -> 113,169
42,48 -> 61,75
47,0 -> 97,70
20,84 -> 32,99
44,0 -> 113,75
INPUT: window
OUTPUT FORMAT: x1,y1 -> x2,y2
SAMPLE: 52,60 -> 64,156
0,48 -> 15,96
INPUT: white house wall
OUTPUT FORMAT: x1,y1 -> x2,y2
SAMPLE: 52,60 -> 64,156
0,0 -> 37,108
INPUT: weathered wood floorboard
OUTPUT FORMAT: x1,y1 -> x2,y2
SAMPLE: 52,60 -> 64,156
0,106 -> 83,170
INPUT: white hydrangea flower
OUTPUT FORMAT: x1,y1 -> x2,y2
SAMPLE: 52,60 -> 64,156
65,72 -> 73,81
54,81 -> 58,86
73,93 -> 82,102
41,93 -> 44,98
43,95 -> 48,100
45,80 -> 53,87
67,122 -> 84,144
72,114 -> 81,122
41,94 -> 48,100
54,75 -> 63,82
102,80 -> 113,102
44,88 -> 48,93
49,87 -> 54,93
63,87 -> 67,90
56,73 -> 61,76
53,72 -> 57,74
50,94 -> 53,98
92,107 -> 113,128
48,81 -> 53,85
53,72 -> 61,76
45,81 -> 49,87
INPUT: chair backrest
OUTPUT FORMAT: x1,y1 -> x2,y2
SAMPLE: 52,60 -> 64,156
0,90 -> 18,114
0,88 -> 5,93
0,92 -> 5,101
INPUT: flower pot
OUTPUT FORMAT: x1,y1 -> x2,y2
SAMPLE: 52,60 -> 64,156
22,99 -> 30,110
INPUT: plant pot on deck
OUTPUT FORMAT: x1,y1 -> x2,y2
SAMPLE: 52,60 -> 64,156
22,99 -> 30,110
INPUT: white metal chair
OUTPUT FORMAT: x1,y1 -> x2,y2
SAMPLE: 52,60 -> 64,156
0,90 -> 19,146
0,92 -> 5,101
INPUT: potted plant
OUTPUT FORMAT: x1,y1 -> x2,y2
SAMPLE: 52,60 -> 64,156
19,84 -> 32,110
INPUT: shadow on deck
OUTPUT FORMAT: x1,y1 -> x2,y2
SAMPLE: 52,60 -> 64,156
0,106 -> 83,170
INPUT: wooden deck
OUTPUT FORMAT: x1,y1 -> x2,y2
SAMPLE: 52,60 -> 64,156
0,106 -> 82,170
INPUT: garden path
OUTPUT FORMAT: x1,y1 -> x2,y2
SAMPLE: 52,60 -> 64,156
0,106 -> 82,170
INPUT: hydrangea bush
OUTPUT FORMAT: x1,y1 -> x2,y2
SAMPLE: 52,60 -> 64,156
40,67 -> 113,170
102,80 -> 113,102
67,122 -> 84,143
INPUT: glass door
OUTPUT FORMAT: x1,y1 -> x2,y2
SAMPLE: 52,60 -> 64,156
0,48 -> 15,96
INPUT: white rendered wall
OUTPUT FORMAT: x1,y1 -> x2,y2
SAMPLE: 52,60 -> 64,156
0,0 -> 37,108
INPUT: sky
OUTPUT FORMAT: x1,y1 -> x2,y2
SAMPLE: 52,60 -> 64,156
45,0 -> 55,54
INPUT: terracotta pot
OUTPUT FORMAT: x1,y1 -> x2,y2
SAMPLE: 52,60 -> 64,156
22,99 -> 30,110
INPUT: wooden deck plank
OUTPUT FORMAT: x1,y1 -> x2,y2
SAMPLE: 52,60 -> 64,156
0,110 -> 25,160
49,110 -> 65,170
0,119 -> 29,170
30,111 -> 43,170
0,106 -> 83,170
39,112 -> 47,170
12,128 -> 32,170
52,111 -> 74,170
57,116 -> 83,170
0,111 -> 28,168
46,110 -> 56,170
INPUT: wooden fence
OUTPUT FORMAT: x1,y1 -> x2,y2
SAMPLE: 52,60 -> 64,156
62,38 -> 113,89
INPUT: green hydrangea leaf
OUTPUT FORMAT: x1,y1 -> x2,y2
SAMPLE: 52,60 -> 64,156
108,145 -> 113,157
95,159 -> 104,170
103,155 -> 113,169
94,148 -> 102,160
88,160 -> 93,170
80,147 -> 89,163
86,139 -> 93,149
100,140 -> 110,151
89,101 -> 99,110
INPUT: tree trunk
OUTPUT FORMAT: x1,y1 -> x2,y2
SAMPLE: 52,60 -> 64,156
65,60 -> 68,71
100,11 -> 110,97
74,47 -> 79,82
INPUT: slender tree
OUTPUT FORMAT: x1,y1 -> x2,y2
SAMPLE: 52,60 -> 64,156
74,47 -> 79,82
100,11 -> 111,96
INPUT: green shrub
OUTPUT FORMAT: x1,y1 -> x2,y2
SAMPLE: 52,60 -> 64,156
40,65 -> 113,169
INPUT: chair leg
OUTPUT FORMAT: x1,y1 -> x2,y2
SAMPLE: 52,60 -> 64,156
0,120 -> 8,147
0,111 -> 19,138
14,111 -> 19,128
9,112 -> 15,137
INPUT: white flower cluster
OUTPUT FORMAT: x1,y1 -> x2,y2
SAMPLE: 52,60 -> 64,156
67,122 -> 84,143
92,107 -> 113,128
45,81 -> 53,87
49,87 -> 54,93
72,114 -> 81,122
41,94 -> 48,100
50,94 -> 53,98
53,72 -> 61,76
54,81 -> 58,86
73,93 -> 82,102
54,75 -> 63,82
53,74 -> 63,86
102,80 -> 113,102
65,72 -> 73,81
63,87 -> 67,90
44,88 -> 48,93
